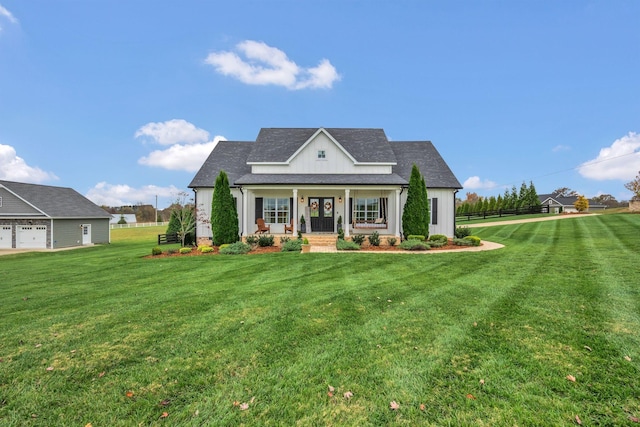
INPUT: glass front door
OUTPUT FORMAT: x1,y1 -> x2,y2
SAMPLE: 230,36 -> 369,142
309,197 -> 334,232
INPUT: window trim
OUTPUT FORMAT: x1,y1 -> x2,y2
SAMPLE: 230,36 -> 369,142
262,197 -> 290,224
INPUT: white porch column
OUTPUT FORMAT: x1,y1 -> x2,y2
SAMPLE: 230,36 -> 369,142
344,189 -> 350,238
242,189 -> 249,237
292,188 -> 298,235
395,189 -> 401,237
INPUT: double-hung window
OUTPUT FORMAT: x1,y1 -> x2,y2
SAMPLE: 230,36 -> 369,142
263,198 -> 290,224
354,198 -> 379,222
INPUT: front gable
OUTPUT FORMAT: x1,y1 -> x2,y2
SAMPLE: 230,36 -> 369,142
0,186 -> 45,216
249,128 -> 395,175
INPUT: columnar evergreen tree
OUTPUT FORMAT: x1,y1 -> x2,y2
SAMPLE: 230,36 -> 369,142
402,164 -> 429,238
496,194 -> 504,211
210,170 -> 239,245
518,182 -> 529,207
527,181 -> 541,207
421,175 -> 430,229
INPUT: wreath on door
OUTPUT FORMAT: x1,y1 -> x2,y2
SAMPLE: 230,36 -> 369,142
324,201 -> 332,211
310,201 -> 319,210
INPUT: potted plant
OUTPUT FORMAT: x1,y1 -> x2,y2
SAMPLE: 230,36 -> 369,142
337,215 -> 342,233
300,215 -> 306,233
301,237 -> 311,253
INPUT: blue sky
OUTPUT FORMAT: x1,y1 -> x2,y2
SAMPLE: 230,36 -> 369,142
1,1 -> 639,209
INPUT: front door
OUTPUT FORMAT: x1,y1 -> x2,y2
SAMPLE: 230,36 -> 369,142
82,224 -> 91,245
309,197 -> 334,232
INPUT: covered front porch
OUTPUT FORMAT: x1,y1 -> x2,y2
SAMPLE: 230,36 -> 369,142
240,185 -> 404,238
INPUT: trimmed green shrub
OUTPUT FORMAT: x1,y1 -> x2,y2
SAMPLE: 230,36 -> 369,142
387,237 -> 397,247
179,247 -> 193,254
455,226 -> 471,238
368,231 -> 381,246
280,236 -> 291,244
151,247 -> 163,256
257,235 -> 275,247
219,243 -> 230,251
428,234 -> 448,248
337,239 -> 361,250
199,246 -> 214,253
211,170 -> 239,245
245,235 -> 259,246
453,236 -> 481,246
281,239 -> 302,252
302,238 -> 309,244
167,248 -> 178,255
400,239 -> 430,251
407,234 -> 425,241
337,228 -> 345,240
219,241 -> 251,255
351,234 -> 365,246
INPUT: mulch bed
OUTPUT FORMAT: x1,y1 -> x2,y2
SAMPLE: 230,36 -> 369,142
147,240 -> 471,258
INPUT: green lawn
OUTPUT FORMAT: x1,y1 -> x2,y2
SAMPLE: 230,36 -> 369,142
1,215 -> 639,426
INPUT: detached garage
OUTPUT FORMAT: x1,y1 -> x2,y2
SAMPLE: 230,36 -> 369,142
0,180 -> 111,250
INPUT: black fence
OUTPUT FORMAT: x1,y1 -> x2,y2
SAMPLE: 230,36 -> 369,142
157,233 -> 180,245
456,205 -> 550,221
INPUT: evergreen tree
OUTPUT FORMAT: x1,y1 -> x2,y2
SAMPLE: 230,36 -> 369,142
518,181 -> 528,207
402,164 -> 429,237
421,175 -> 430,230
496,194 -> 504,211
211,171 -> 239,245
527,181 -> 541,206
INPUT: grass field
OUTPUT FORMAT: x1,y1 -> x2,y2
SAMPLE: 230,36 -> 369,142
1,215 -> 639,426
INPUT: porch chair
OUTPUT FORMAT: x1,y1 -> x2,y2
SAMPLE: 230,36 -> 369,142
255,218 -> 271,234
284,217 -> 294,234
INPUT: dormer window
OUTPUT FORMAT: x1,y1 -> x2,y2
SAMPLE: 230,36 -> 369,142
317,150 -> 326,159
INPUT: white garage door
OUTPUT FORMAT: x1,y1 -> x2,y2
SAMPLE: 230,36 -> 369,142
0,226 -> 12,249
17,225 -> 47,249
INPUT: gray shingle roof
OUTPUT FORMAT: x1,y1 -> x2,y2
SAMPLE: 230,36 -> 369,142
248,128 -> 397,164
0,180 -> 111,218
235,173 -> 408,185
188,141 -> 253,188
391,141 -> 462,189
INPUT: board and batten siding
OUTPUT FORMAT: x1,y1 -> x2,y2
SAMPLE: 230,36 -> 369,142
398,188 -> 457,238
193,188 -> 244,240
251,133 -> 393,175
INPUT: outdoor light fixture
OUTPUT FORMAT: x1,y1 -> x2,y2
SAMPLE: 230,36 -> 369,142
338,197 -> 342,203
300,196 -> 304,203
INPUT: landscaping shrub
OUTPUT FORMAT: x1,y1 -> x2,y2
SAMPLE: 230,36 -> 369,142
302,238 -> 309,244
257,235 -> 275,247
337,239 -> 360,250
337,228 -> 345,240
428,234 -> 448,248
351,234 -> 366,246
281,239 -> 302,252
219,241 -> 251,255
219,243 -> 230,251
151,246 -> 163,256
199,246 -> 214,253
453,236 -> 481,246
280,236 -> 291,244
368,231 -> 381,246
407,234 -> 425,241
179,247 -> 193,254
400,239 -> 430,251
245,235 -> 259,246
387,237 -> 397,247
455,226 -> 471,238
167,248 -> 178,255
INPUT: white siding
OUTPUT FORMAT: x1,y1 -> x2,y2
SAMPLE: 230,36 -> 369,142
251,133 -> 392,175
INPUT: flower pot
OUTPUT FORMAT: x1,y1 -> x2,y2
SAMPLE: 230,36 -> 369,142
301,244 -> 311,253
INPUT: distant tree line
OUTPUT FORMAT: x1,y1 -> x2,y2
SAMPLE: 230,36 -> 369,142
456,181 -> 541,215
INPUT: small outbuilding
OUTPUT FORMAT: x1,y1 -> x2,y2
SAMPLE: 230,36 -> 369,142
0,180 -> 111,249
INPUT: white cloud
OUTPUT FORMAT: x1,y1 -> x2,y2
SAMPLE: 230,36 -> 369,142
578,132 -> 640,181
204,40 -> 340,90
135,119 -> 225,172
0,144 -> 58,183
135,119 -> 210,146
463,176 -> 498,190
0,4 -> 17,32
85,182 -> 181,207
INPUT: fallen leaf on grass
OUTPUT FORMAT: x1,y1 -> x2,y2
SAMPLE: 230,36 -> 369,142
419,404 -> 426,411
624,355 -> 632,362
629,416 -> 639,423
35,343 -> 42,348
566,375 -> 576,382
239,403 -> 249,411
46,366 -> 54,371
479,379 -> 485,386
126,391 -> 134,398
98,372 -> 105,378
584,345 -> 592,352
575,415 -> 582,425
160,399 -> 170,406
328,385 -> 335,392
466,394 -> 476,400
160,412 -> 168,419
233,401 -> 240,407
327,391 -> 333,397
344,391 -> 353,399
390,401 -> 400,410
85,424 -> 93,427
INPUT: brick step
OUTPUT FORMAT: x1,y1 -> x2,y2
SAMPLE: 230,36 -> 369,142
303,235 -> 338,246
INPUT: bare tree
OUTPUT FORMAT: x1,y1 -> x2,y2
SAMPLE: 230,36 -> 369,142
624,171 -> 640,201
